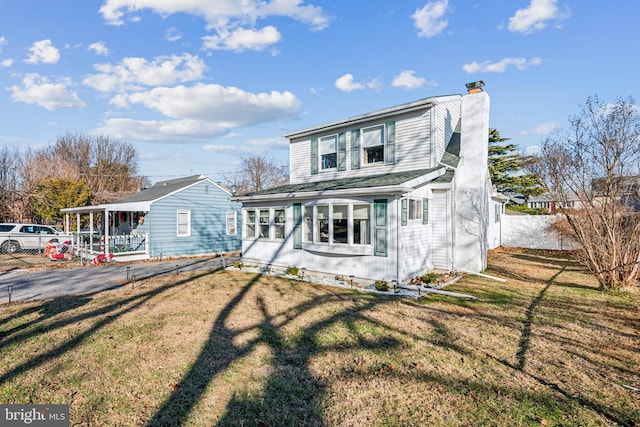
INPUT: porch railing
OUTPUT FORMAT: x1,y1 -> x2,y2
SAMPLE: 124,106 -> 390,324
72,232 -> 148,258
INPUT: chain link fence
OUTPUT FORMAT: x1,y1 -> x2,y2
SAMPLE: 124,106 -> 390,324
1,231 -> 238,272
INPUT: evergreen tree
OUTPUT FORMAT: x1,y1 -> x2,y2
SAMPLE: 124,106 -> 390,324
488,128 -> 543,197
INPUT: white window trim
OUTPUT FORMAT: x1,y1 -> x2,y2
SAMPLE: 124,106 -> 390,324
226,211 -> 237,235
408,198 -> 423,222
244,209 -> 256,239
304,201 -> 372,247
176,209 -> 191,237
319,135 -> 338,171
361,124 -> 385,166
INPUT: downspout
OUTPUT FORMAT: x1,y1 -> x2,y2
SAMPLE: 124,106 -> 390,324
395,194 -> 401,284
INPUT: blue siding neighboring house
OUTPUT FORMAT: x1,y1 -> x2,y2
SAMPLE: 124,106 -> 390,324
62,175 -> 241,260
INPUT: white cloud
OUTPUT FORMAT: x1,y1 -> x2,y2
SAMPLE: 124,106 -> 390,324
99,0 -> 331,31
335,74 -> 363,92
508,0 -> 570,34
0,36 -> 7,46
1,59 -> 13,67
88,41 -> 109,56
97,84 -> 300,142
83,53 -> 206,93
245,137 -> 289,151
202,144 -> 241,153
392,70 -> 429,89
412,0 -> 449,38
202,26 -> 281,51
462,57 -> 542,73
9,73 -> 85,110
166,28 -> 183,42
520,121 -> 560,136
24,39 -> 60,64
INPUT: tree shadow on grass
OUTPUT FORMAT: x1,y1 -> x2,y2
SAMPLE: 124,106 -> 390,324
0,266 -> 226,388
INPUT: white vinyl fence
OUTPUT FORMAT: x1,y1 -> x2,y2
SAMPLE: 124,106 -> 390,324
500,214 -> 580,251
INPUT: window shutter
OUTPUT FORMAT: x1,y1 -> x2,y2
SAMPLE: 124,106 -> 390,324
385,121 -> 395,165
310,137 -> 318,175
293,203 -> 302,249
337,132 -> 346,171
401,198 -> 408,226
351,129 -> 361,170
374,199 -> 388,257
422,198 -> 429,224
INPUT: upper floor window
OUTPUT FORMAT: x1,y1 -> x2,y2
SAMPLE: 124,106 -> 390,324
362,125 -> 384,164
320,135 -> 337,169
352,121 -> 395,170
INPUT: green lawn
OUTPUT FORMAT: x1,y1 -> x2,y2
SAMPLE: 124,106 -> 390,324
0,249 -> 638,426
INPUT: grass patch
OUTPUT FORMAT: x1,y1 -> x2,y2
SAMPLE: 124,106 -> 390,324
0,249 -> 639,426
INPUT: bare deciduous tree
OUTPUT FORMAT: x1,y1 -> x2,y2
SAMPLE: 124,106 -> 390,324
0,147 -> 28,222
226,155 -> 289,195
530,95 -> 640,289
24,133 -> 148,204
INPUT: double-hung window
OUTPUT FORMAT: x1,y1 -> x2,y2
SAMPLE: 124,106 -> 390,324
274,209 -> 285,239
320,136 -> 337,169
177,210 -> 191,237
333,205 -> 348,244
259,210 -> 270,238
317,206 -> 329,242
362,125 -> 384,164
303,206 -> 313,242
245,210 -> 256,238
353,204 -> 371,244
226,211 -> 237,235
409,199 -> 422,221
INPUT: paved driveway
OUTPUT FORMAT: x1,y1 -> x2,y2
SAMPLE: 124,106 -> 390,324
0,255 -> 239,304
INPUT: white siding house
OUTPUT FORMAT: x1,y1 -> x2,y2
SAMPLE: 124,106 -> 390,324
235,84 -> 492,284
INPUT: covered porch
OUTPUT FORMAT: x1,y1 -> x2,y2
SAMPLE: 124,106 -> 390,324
61,202 -> 150,261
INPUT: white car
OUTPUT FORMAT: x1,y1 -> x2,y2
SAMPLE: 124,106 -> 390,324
0,223 -> 64,253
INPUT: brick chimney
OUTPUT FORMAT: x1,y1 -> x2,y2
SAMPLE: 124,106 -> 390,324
465,80 -> 485,94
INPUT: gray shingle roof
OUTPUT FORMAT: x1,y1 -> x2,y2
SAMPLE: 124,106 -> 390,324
439,119 -> 461,169
239,168 -> 442,197
114,175 -> 207,203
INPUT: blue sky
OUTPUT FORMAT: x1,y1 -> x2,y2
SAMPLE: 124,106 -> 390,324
1,0 -> 638,183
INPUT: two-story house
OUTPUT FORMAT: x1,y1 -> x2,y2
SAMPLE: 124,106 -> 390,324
235,83 -> 493,284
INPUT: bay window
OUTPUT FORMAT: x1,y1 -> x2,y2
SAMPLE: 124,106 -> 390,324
333,205 -> 348,244
317,206 -> 329,242
353,204 -> 370,244
304,206 -> 313,242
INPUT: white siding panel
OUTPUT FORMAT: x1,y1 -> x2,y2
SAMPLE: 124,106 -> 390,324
431,190 -> 451,270
433,99 -> 462,165
241,198 -> 399,282
398,190 -> 432,280
289,110 -> 434,185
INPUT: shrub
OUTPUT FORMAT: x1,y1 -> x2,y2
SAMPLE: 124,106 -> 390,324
422,272 -> 439,284
374,280 -> 389,292
286,266 -> 299,276
233,260 -> 243,269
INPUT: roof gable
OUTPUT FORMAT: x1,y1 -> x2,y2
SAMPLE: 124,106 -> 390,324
114,175 -> 215,204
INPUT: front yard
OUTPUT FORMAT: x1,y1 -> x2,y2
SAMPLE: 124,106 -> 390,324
0,249 -> 638,426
